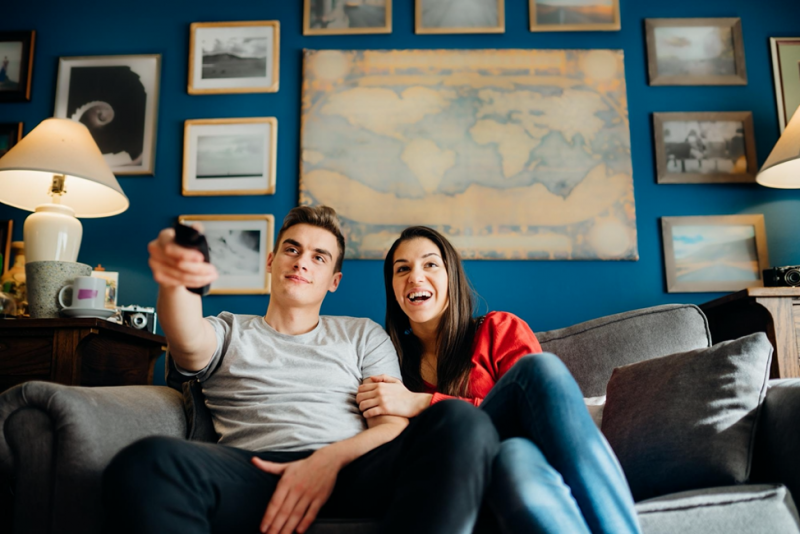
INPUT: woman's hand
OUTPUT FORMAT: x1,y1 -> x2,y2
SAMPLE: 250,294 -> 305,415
357,375 -> 432,418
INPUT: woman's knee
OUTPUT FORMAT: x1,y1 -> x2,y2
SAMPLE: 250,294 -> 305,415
508,353 -> 575,391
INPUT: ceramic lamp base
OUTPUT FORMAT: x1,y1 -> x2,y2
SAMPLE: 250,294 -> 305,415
23,204 -> 83,263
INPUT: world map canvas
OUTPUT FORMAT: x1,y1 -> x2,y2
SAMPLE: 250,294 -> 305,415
300,49 -> 637,260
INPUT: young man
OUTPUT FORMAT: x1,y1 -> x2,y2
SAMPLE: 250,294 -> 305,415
103,206 -> 499,534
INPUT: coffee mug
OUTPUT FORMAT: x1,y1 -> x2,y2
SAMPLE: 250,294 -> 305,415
58,276 -> 107,310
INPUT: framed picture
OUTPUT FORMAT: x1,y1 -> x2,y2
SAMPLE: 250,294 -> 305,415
416,0 -> 504,34
54,55 -> 161,175
0,122 -> 23,158
0,31 -> 35,102
188,21 -> 279,94
770,37 -> 800,132
183,118 -> 277,196
91,269 -> 119,309
304,0 -> 392,35
0,220 -> 11,275
177,215 -> 274,295
645,18 -> 747,86
530,0 -> 619,32
661,215 -> 769,293
653,112 -> 757,184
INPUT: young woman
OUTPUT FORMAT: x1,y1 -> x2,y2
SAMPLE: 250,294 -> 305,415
356,226 -> 641,534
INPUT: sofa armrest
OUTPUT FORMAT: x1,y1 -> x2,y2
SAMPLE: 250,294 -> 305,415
0,381 -> 186,534
751,379 -> 800,501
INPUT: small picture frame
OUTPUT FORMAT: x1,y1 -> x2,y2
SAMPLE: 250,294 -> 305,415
653,112 -> 757,184
177,215 -> 274,295
770,37 -> 800,132
183,118 -> 277,196
0,31 -> 35,102
416,0 -> 504,34
530,0 -> 619,32
0,220 -> 12,275
662,215 -> 769,293
54,54 -> 161,175
645,18 -> 747,86
0,122 -> 23,158
91,269 -> 119,309
188,21 -> 279,95
304,0 -> 392,35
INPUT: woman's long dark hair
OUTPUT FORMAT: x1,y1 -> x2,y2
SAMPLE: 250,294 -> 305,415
383,227 -> 477,397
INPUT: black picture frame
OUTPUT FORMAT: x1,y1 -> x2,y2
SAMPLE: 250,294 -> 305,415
0,122 -> 23,159
0,220 -> 13,275
0,31 -> 35,102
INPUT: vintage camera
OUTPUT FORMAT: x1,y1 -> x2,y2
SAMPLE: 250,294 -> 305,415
119,305 -> 158,334
763,265 -> 800,287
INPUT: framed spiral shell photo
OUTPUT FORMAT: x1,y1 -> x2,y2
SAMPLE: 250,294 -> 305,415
54,55 -> 161,175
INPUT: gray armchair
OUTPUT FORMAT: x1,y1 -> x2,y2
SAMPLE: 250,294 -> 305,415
2,304 -> 799,534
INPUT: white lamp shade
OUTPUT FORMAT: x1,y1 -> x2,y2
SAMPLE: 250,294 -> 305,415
0,118 -> 129,217
757,106 -> 800,189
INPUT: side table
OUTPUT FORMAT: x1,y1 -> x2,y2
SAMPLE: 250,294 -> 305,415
0,318 -> 166,391
700,288 -> 800,379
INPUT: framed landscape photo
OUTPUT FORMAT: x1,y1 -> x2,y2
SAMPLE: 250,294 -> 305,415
177,215 -> 274,295
416,0 -> 504,34
0,31 -> 35,102
661,215 -> 769,293
770,37 -> 800,132
304,0 -> 392,35
189,21 -> 279,94
645,18 -> 747,86
54,55 -> 161,175
0,123 -> 23,158
530,0 -> 619,32
653,112 -> 756,184
183,118 -> 277,196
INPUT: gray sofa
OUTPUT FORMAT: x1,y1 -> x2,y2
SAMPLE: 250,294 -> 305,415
1,303 -> 799,534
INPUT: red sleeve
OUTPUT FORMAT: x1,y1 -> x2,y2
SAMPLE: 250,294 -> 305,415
429,312 -> 541,407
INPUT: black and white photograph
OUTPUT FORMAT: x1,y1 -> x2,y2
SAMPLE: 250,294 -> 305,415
653,112 -> 757,184
189,21 -> 279,94
304,0 -> 392,35
177,215 -> 274,295
0,123 -> 23,158
416,0 -> 504,34
183,118 -> 277,196
645,18 -> 747,86
0,31 -> 35,102
54,55 -> 161,175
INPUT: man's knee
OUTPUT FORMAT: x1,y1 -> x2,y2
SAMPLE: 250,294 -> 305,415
424,400 -> 499,457
104,436 -> 185,497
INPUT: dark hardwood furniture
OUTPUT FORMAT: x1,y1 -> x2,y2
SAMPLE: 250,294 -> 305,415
0,318 -> 166,391
700,288 -> 800,379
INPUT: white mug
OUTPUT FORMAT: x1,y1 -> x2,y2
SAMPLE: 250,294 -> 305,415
58,276 -> 107,310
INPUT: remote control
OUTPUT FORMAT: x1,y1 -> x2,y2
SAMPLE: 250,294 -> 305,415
173,222 -> 211,296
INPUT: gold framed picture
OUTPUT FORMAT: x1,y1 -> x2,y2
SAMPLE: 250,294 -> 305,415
530,0 -> 620,32
415,0 -> 504,34
177,215 -> 275,295
645,18 -> 747,86
304,0 -> 392,35
661,215 -> 769,293
188,21 -> 280,95
182,118 -> 277,196
653,112 -> 757,184
770,37 -> 800,132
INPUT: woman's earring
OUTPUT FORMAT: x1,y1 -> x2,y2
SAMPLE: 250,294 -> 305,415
404,328 -> 412,336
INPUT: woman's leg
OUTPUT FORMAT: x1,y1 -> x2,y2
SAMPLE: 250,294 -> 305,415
481,353 -> 641,534
488,437 -> 590,534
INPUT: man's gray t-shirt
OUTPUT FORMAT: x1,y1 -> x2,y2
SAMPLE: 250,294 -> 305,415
189,312 -> 401,452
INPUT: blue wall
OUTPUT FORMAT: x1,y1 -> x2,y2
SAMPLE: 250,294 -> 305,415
3,0 -> 800,385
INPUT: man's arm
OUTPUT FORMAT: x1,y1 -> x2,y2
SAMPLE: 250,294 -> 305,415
148,227 -> 219,372
251,409 -> 409,534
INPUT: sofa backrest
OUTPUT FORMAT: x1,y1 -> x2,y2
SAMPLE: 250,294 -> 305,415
537,304 -> 712,397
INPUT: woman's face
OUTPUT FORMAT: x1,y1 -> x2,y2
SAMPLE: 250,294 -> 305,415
391,237 -> 449,330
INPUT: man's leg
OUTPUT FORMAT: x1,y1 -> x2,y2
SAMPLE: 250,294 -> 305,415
323,400 -> 499,534
103,436 -> 309,534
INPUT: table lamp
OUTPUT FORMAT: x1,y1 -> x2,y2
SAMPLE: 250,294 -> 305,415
757,107 -> 800,189
0,118 -> 129,262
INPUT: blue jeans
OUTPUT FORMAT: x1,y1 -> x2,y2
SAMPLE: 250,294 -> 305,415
480,353 -> 641,534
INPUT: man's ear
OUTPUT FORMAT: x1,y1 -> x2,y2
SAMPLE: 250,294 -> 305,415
266,251 -> 274,273
328,272 -> 343,293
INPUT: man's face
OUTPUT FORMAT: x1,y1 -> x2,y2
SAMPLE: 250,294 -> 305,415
267,223 -> 342,308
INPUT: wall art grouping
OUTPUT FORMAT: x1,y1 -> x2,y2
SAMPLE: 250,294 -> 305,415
300,48 -> 637,261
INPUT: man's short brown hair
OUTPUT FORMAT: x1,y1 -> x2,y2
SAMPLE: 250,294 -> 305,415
274,205 -> 346,273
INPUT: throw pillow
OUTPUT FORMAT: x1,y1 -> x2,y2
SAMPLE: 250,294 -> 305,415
601,332 -> 772,501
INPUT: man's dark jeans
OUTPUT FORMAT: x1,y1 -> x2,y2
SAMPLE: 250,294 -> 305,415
103,400 -> 499,534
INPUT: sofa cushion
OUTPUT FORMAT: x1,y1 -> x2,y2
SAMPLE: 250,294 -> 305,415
635,484 -> 800,534
602,333 -> 772,501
